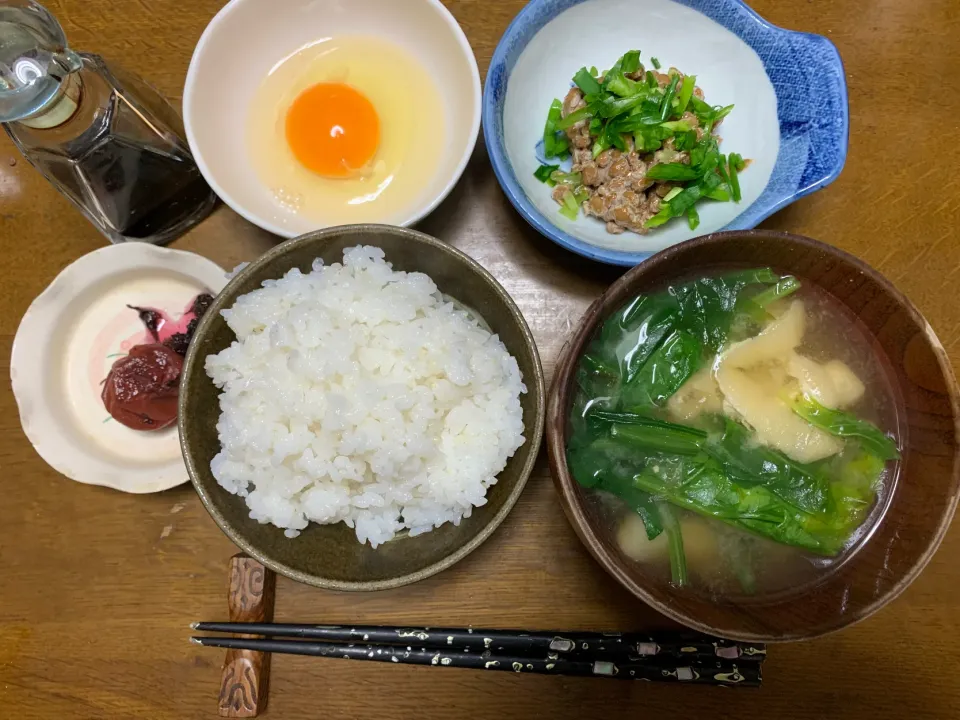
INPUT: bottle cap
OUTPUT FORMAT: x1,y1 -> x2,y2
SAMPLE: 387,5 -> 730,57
0,0 -> 82,125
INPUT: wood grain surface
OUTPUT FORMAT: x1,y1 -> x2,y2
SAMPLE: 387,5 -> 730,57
217,556 -> 276,717
1,1 -> 959,718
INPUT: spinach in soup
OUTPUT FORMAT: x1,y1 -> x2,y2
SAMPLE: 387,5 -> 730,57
567,268 -> 900,592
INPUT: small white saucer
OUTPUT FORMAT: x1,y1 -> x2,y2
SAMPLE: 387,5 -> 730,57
11,243 -> 228,493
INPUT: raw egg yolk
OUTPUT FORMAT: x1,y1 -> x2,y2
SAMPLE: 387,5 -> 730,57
285,83 -> 380,177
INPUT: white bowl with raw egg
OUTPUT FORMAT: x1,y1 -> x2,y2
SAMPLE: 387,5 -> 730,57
183,0 -> 481,237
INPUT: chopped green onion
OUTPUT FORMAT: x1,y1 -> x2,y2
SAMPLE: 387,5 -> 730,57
645,184 -> 709,229
666,184 -> 703,215
677,75 -> 696,114
592,132 -> 612,158
645,162 -> 700,182
717,153 -> 730,184
573,67 -> 602,95
605,75 -> 643,98
713,104 -> 735,124
534,164 -> 559,184
659,120 -> 691,132
602,51 -> 637,89
645,203 -> 675,228
699,148 -> 720,175
729,154 -> 742,202
603,59 -> 622,83
689,135 -> 719,170
630,123 -> 672,152
632,132 -> 654,153
609,126 -> 627,151
659,74 -> 680,122
704,187 -> 731,202
556,105 -> 592,130
616,114 -> 668,132
559,189 -> 581,220
674,130 -> 697,151
550,170 -> 582,186
698,169 -> 723,194
543,99 -> 566,159
597,93 -> 647,118
540,50 -> 745,235
620,50 -> 641,74
645,177 -> 718,229
689,95 -> 712,115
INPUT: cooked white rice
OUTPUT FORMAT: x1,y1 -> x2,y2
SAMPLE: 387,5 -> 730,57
205,246 -> 526,548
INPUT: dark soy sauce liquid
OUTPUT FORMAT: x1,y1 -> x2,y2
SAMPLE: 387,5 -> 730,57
80,139 -> 213,238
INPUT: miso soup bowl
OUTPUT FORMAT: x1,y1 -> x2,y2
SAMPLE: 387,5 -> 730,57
547,230 -> 960,641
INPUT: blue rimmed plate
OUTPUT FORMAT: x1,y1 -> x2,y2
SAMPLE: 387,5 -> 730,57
483,0 -> 848,266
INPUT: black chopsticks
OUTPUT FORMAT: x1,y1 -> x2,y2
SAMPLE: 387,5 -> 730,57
191,622 -> 765,686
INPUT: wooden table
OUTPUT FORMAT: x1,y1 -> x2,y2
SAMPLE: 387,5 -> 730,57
2,1 -> 959,717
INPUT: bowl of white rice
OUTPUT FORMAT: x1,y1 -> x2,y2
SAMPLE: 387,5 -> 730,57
179,225 -> 544,590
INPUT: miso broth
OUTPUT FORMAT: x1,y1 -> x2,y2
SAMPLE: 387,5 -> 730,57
567,268 -> 903,600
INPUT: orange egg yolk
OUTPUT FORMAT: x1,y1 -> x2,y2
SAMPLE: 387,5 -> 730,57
285,83 -> 380,177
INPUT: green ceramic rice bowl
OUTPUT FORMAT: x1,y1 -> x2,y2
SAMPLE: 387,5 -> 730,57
179,225 -> 545,590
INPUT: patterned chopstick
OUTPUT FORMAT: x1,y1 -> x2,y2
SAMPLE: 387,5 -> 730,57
190,635 -> 761,686
191,622 -> 766,663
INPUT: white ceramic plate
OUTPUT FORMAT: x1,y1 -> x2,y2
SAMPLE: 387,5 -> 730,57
11,244 -> 227,494
183,0 -> 481,238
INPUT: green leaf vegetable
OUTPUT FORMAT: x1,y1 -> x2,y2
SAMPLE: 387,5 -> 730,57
789,395 -> 900,461
577,268 -> 784,403
629,454 -> 859,555
567,269 -> 900,567
658,502 -> 688,587
592,412 -> 833,516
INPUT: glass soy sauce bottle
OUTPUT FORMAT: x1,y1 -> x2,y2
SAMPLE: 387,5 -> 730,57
0,0 -> 216,244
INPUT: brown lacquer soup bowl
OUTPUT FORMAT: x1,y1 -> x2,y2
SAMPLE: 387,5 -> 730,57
547,230 -> 960,641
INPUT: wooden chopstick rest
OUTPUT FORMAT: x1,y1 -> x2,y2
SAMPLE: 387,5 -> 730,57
217,554 -> 277,718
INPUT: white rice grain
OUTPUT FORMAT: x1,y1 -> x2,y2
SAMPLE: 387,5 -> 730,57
205,246 -> 526,547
